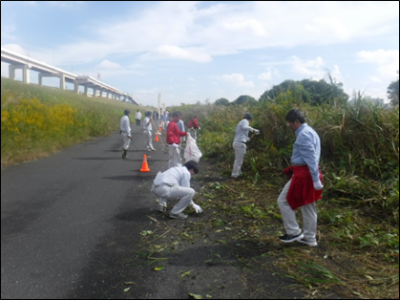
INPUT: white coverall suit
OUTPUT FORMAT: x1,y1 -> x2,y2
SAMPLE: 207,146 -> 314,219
143,117 -> 155,150
231,119 -> 256,178
120,115 -> 131,150
152,167 -> 196,215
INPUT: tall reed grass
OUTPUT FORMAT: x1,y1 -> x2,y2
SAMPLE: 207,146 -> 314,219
175,92 -> 399,222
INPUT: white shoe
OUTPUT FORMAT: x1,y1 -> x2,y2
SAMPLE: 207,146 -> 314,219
297,238 -> 318,247
151,148 -> 156,151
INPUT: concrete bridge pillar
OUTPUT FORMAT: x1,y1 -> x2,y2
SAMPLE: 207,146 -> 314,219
74,81 -> 79,94
22,65 -> 30,84
93,89 -> 97,97
59,73 -> 65,90
8,65 -> 17,80
84,86 -> 88,96
38,73 -> 43,86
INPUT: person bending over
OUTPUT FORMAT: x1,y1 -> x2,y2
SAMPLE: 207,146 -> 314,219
152,161 -> 203,219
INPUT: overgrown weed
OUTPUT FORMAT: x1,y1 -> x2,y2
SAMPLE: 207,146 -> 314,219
172,94 -> 399,298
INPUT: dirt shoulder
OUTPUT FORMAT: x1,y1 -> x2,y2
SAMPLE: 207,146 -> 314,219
69,158 -> 339,299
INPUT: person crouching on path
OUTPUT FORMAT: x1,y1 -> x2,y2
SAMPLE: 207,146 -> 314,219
167,112 -> 187,168
143,111 -> 156,152
120,109 -> 132,159
136,110 -> 142,127
231,113 -> 260,178
152,161 -> 203,219
278,109 -> 323,247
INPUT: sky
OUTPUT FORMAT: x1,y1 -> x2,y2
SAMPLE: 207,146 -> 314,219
1,1 -> 399,106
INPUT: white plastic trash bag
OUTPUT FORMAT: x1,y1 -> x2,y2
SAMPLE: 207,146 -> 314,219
184,133 -> 202,163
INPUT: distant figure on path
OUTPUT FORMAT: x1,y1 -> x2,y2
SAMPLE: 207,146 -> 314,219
120,109 -> 132,159
162,112 -> 169,131
231,113 -> 260,178
177,112 -> 185,149
188,116 -> 200,140
135,110 -> 142,127
167,112 -> 187,168
143,111 -> 156,152
278,109 -> 323,247
152,161 -> 203,219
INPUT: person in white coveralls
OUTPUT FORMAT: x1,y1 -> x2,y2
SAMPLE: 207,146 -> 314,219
152,161 -> 203,219
143,111 -> 156,152
231,113 -> 260,178
120,109 -> 132,159
135,110 -> 142,127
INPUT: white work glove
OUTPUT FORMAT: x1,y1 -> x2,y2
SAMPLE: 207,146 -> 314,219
128,135 -> 132,139
172,143 -> 179,149
192,204 -> 203,214
186,132 -> 191,137
254,129 -> 260,135
313,180 -> 324,191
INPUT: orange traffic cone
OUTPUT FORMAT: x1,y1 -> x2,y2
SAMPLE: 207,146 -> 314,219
155,132 -> 160,142
140,155 -> 150,172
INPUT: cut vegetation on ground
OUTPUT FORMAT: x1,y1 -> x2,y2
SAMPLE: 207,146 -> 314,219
167,92 -> 399,299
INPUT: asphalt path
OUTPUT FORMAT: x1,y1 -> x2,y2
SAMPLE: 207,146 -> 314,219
1,124 -> 168,299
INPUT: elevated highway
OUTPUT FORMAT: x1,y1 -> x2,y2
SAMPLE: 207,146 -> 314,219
1,47 -> 139,105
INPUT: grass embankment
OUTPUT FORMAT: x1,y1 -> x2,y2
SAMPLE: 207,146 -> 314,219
173,96 -> 399,299
1,77 -> 146,168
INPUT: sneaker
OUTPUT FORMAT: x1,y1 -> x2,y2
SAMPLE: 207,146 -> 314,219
279,233 -> 304,243
146,148 -> 152,152
151,148 -> 156,151
169,213 -> 188,220
297,238 -> 318,247
122,150 -> 127,159
158,205 -> 167,213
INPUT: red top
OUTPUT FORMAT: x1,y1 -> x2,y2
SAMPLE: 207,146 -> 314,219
188,118 -> 199,129
283,166 -> 323,210
167,121 -> 186,145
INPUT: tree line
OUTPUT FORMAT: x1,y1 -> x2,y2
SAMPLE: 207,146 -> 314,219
215,74 -> 399,107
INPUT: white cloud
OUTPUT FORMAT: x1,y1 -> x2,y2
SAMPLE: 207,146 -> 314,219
220,73 -> 255,88
223,19 -> 267,37
258,70 -> 272,81
143,45 -> 212,63
369,76 -> 382,83
291,56 -> 326,79
2,44 -> 29,56
96,60 -> 122,70
357,49 -> 399,79
17,1 -> 398,67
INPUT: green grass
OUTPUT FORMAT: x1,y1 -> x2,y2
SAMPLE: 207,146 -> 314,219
169,94 -> 399,298
1,77 -> 149,167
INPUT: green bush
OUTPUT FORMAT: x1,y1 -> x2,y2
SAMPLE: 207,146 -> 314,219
175,90 -> 399,222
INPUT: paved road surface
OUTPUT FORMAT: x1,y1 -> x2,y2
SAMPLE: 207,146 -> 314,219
1,125 -> 168,299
